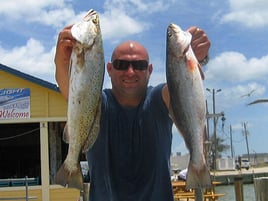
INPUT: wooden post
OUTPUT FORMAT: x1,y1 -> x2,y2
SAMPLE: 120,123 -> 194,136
49,122 -> 62,183
81,183 -> 90,201
40,121 -> 50,201
254,177 -> 268,201
234,176 -> 244,201
195,188 -> 203,201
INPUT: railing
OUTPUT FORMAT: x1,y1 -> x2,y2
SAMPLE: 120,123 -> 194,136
172,180 -> 225,201
0,177 -> 38,201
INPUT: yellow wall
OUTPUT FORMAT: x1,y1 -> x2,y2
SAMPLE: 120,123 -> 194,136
0,70 -> 67,118
0,186 -> 80,201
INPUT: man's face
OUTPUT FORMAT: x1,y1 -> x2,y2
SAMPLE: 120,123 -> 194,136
107,41 -> 152,100
108,60 -> 152,99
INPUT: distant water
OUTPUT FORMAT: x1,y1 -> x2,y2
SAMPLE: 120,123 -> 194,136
216,184 -> 256,201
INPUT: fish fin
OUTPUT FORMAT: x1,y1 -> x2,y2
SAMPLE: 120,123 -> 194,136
168,108 -> 174,122
185,160 -> 211,190
82,100 -> 101,152
167,98 -> 176,123
55,161 -> 84,190
63,124 -> 69,143
82,121 -> 100,152
68,60 -> 72,77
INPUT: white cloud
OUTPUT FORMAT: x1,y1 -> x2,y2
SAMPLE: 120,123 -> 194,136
232,83 -> 265,98
212,82 -> 266,110
31,8 -> 76,28
205,51 -> 268,111
103,0 -> 168,15
0,0 -> 169,43
0,0 -> 66,18
100,10 -> 146,40
205,51 -> 268,83
0,38 -> 55,82
98,0 -> 172,40
0,0 -> 168,85
99,0 -> 169,40
222,0 -> 268,28
0,0 -> 75,28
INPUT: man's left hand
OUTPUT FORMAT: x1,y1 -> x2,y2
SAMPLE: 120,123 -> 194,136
187,26 -> 210,63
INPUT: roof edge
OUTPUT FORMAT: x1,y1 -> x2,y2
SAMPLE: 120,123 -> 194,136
0,63 -> 60,92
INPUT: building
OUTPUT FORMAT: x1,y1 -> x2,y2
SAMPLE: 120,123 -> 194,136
170,152 -> 190,172
0,63 -> 80,200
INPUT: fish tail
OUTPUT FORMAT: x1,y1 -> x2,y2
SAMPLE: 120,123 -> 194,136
55,161 -> 84,190
186,161 -> 211,190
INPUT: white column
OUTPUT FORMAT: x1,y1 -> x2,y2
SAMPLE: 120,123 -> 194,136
40,121 -> 50,201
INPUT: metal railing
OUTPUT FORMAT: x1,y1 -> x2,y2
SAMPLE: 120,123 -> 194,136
0,176 -> 38,201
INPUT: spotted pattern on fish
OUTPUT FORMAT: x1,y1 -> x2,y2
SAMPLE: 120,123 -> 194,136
55,9 -> 104,190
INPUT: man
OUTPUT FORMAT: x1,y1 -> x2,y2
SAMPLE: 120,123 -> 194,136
55,25 -> 210,201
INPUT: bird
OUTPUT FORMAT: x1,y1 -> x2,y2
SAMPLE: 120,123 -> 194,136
247,99 -> 268,105
240,89 -> 256,98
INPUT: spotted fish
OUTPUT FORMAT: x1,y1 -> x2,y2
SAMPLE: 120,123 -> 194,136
55,9 -> 104,190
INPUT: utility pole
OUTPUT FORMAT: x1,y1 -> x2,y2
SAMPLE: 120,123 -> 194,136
204,100 -> 211,170
206,88 -> 222,171
243,122 -> 250,161
206,100 -> 210,140
230,125 -> 234,158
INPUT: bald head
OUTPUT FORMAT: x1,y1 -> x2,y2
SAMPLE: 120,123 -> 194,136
111,40 -> 149,62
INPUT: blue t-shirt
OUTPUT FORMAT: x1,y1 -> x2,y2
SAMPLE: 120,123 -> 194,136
86,84 -> 174,201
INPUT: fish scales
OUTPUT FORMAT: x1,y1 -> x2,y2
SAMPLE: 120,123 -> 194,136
166,23 -> 211,190
55,9 -> 104,190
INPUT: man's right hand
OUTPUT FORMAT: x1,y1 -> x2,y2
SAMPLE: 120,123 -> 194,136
54,25 -> 75,100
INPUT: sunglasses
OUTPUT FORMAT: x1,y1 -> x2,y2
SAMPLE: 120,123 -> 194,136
112,59 -> 149,71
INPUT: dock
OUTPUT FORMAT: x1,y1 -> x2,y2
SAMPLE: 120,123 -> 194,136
212,166 -> 268,185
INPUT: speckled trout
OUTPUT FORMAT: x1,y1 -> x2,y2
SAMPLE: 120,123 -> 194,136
55,9 -> 104,190
166,23 -> 211,190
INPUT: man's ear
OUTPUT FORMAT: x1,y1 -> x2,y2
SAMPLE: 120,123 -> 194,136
148,64 -> 153,75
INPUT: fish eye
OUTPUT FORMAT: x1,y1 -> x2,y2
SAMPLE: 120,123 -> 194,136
92,18 -> 98,24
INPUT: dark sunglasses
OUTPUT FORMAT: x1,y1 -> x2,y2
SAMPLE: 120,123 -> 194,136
112,59 -> 149,71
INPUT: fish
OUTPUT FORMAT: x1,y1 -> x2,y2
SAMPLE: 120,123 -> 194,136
166,23 -> 211,190
55,9 -> 105,190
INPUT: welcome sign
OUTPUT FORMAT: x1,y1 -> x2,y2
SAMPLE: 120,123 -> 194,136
0,88 -> 30,119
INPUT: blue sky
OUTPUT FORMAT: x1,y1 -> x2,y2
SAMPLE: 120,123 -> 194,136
1,0 -> 268,157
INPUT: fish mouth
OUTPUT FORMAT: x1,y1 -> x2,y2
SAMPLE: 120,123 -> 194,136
168,23 -> 181,32
169,23 -> 177,29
